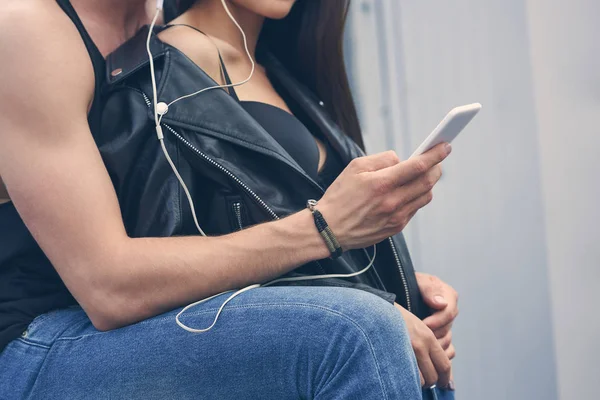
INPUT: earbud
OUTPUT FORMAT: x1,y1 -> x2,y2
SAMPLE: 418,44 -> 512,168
156,102 -> 169,116
156,0 -> 164,10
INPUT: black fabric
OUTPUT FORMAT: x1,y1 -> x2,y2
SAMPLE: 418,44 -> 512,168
0,0 -> 106,352
240,101 -> 321,181
220,61 -> 344,186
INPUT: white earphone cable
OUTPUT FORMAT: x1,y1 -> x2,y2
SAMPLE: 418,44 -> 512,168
176,246 -> 377,333
157,0 -> 255,126
147,1 -> 378,334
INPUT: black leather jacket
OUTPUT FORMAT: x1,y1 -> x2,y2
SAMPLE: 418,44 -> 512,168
99,28 -> 429,319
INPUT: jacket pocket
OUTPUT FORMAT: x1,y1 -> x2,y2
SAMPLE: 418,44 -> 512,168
227,196 -> 247,231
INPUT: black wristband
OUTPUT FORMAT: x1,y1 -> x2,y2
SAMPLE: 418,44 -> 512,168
307,200 -> 343,259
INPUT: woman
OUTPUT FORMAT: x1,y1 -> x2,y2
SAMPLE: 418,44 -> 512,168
0,0 -> 457,398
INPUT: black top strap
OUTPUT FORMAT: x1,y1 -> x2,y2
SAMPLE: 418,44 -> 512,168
55,0 -> 105,127
55,0 -> 104,79
165,23 -> 240,101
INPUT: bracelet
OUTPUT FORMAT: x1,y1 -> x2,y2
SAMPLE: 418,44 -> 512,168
307,199 -> 343,259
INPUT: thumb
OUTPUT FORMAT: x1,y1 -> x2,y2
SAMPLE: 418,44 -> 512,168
417,273 -> 449,310
423,292 -> 448,310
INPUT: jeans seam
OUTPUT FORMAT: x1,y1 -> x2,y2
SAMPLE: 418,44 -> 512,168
20,343 -> 52,400
25,316 -> 94,400
16,338 -> 51,350
52,302 -> 390,399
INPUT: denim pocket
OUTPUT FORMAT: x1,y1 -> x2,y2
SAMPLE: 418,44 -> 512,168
21,306 -> 85,342
22,309 -> 64,338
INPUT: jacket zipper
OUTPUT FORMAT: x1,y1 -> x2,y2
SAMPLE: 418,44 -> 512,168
387,238 -> 411,312
142,93 -> 410,309
165,124 -> 280,221
233,202 -> 244,230
142,93 -> 280,221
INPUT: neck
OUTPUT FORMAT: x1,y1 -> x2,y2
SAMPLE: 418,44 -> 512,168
183,0 -> 264,58
70,0 -> 156,56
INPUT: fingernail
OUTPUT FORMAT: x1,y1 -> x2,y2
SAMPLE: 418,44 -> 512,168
434,295 -> 447,305
445,143 -> 452,154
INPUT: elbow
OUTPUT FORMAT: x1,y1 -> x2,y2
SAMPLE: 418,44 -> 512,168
84,291 -> 143,332
82,239 -> 146,331
83,289 -> 133,332
88,312 -> 119,332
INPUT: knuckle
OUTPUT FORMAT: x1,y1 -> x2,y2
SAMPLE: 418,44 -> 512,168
424,173 -> 438,190
381,198 -> 397,214
371,177 -> 391,195
413,339 -> 427,353
453,307 -> 460,319
440,360 -> 452,375
385,150 -> 401,163
355,171 -> 371,186
389,214 -> 408,230
449,346 -> 456,359
424,190 -> 434,204
442,335 -> 451,349
427,331 -> 439,344
414,159 -> 429,175
393,217 -> 409,231
443,358 -> 453,373
425,375 -> 438,387
347,157 -> 361,171
388,207 -> 406,223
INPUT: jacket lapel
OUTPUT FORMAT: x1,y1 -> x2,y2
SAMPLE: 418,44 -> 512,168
261,52 -> 365,165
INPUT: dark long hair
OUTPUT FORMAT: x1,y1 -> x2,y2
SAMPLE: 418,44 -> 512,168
166,0 -> 364,149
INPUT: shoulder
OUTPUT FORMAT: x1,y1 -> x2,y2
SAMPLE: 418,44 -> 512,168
0,0 -> 95,113
158,25 -> 223,83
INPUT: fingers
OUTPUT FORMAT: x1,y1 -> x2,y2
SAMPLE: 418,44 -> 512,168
446,344 -> 456,360
389,164 -> 442,209
415,345 -> 438,388
418,342 -> 454,388
429,340 -> 452,388
438,330 -> 452,350
433,323 -> 452,340
423,305 -> 459,331
377,142 -> 451,188
349,150 -> 400,173
383,185 -> 435,233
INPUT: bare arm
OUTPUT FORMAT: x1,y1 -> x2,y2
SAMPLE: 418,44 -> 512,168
0,4 -> 449,332
0,7 -> 329,330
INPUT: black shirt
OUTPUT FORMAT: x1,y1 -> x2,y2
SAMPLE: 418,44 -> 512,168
0,0 -> 105,352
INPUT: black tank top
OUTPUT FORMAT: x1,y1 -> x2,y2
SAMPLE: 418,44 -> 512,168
0,0 -> 105,352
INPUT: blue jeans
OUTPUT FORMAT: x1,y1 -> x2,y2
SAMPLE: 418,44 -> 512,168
0,287 -> 455,399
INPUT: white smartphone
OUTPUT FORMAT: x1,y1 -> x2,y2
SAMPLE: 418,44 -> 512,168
409,103 -> 482,158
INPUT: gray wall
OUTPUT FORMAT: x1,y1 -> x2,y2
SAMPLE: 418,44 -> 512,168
526,1 -> 600,398
347,1 -> 599,399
